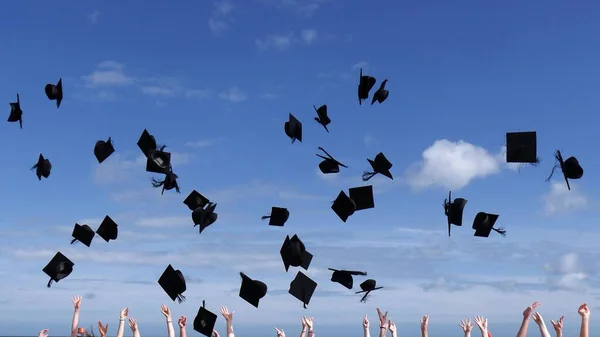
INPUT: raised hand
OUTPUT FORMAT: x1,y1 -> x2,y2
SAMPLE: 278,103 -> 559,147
523,301 -> 541,319
275,328 -> 286,337
128,318 -> 138,332
178,316 -> 187,328
387,320 -> 397,334
120,308 -> 129,320
38,329 -> 49,337
459,319 -> 473,333
363,315 -> 369,329
473,316 -> 488,332
72,296 -> 82,310
220,307 -> 234,322
420,315 -> 429,331
212,331 -> 220,337
161,304 -> 172,320
376,308 -> 388,327
578,303 -> 590,319
532,312 -> 544,325
551,316 -> 564,334
303,317 -> 314,331
97,321 -> 108,337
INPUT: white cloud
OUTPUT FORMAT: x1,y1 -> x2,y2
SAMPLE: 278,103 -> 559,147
544,253 -> 588,291
256,33 -> 294,51
185,138 -> 223,148
543,182 -> 588,215
301,29 -> 318,44
82,61 -> 133,87
263,0 -> 326,17
87,10 -> 101,24
208,1 -> 235,34
219,87 -> 248,102
92,153 -> 191,185
364,134 -> 375,146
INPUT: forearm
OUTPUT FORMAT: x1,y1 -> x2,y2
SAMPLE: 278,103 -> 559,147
116,320 -> 125,337
421,328 -> 428,337
363,328 -> 370,337
180,327 -> 187,337
464,332 -> 471,337
537,323 -> 552,337
579,318 -> 589,337
516,317 -> 530,337
71,309 -> 80,336
134,330 -> 141,337
226,322 -> 234,337
301,328 -> 307,337
378,327 -> 387,337
167,319 -> 175,337
555,332 -> 562,337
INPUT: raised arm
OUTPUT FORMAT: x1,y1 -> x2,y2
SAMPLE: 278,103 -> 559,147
363,315 -> 370,337
420,315 -> 429,337
220,307 -> 235,337
459,319 -> 473,337
531,312 -> 552,337
550,316 -> 564,337
300,316 -> 308,337
178,316 -> 187,337
473,316 -> 488,337
161,304 -> 176,337
387,320 -> 397,337
98,321 -> 108,337
376,308 -> 389,337
71,296 -> 83,337
518,302 -> 540,337
304,317 -> 315,337
128,318 -> 141,337
116,308 -> 129,337
39,329 -> 49,337
578,303 -> 590,337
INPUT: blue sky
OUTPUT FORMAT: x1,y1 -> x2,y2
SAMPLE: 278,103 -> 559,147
1,0 -> 600,336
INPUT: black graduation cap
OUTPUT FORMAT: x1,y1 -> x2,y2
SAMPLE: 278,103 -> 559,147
193,301 -> 218,337
316,147 -> 347,174
284,113 -> 302,143
70,223 -> 95,247
44,78 -> 63,109
280,234 -> 313,272
357,68 -> 376,105
506,131 -> 539,164
137,129 -> 158,158
7,93 -> 23,129
443,191 -> 467,237
546,150 -> 583,191
289,271 -> 317,309
371,79 -> 389,105
146,148 -> 172,174
94,137 -> 115,164
362,152 -> 393,181
331,191 -> 356,222
158,264 -> 186,303
328,268 -> 367,290
42,252 -> 74,288
262,207 -> 289,226
472,212 -> 506,238
355,279 -> 383,302
183,190 -> 211,211
313,105 -> 330,133
151,170 -> 180,194
96,215 -> 118,242
348,185 -> 374,211
192,203 -> 218,234
239,272 -> 268,308
31,154 -> 52,180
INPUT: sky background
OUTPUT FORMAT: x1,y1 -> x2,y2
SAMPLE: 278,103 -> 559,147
1,0 -> 600,336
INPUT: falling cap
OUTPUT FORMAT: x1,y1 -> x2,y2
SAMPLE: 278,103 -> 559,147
506,131 -> 538,164
316,147 -> 347,174
192,203 -> 218,234
239,272 -> 268,308
444,191 -> 468,237
371,79 -> 389,105
355,279 -> 383,302
44,78 -> 63,109
183,190 -> 210,211
151,170 -> 180,195
284,113 -> 303,143
158,264 -> 187,303
546,150 -> 583,191
94,137 -> 115,164
146,149 -> 171,174
357,68 -> 376,105
193,301 -> 218,337
280,234 -> 313,272
328,268 -> 367,290
363,152 -> 393,181
331,191 -> 356,222
262,207 -> 290,226
137,129 -> 158,158
42,252 -> 74,288
349,185 -> 374,211
313,105 -> 330,133
70,223 -> 95,247
96,215 -> 118,242
31,153 -> 52,180
7,93 -> 23,129
472,212 -> 506,238
289,271 -> 317,309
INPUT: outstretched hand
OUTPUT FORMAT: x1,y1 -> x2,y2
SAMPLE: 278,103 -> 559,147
220,307 -> 234,322
473,316 -> 488,332
275,327 -> 286,337
420,315 -> 429,331
72,296 -> 82,310
161,304 -> 172,320
363,315 -> 369,329
387,320 -> 397,334
532,312 -> 544,325
97,321 -> 108,336
212,331 -> 220,337
578,303 -> 590,319
178,316 -> 187,328
128,318 -> 138,332
523,301 -> 540,319
376,308 -> 388,327
120,308 -> 129,320
302,317 -> 314,330
459,319 -> 473,333
38,329 -> 49,337
550,316 -> 563,334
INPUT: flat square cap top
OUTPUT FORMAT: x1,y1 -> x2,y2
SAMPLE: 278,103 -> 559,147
94,137 -> 115,164
263,207 -> 289,226
183,190 -> 211,211
473,212 -> 500,237
284,113 -> 303,142
289,271 -> 317,308
137,129 -> 157,158
239,272 -> 268,308
280,234 -> 313,272
71,223 -> 95,247
193,305 -> 218,337
158,264 -> 187,303
331,191 -> 356,222
96,215 -> 118,242
42,252 -> 74,287
506,131 -> 537,163
349,185 -> 375,211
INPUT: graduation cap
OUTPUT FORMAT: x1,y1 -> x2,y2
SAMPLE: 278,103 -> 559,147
7,93 -> 23,129
280,235 -> 313,272
146,148 -> 172,174
472,212 -> 506,238
137,129 -> 158,158
355,279 -> 383,302
313,105 -> 330,133
443,191 -> 467,237
316,147 -> 347,174
94,137 -> 115,164
183,190 -> 211,211
362,152 -> 393,181
284,113 -> 302,143
158,264 -> 186,303
331,191 -> 356,222
505,131 -> 539,164
328,268 -> 367,290
70,223 -> 95,247
371,79 -> 389,105
193,301 -> 218,337
262,207 -> 289,226
289,271 -> 317,309
239,272 -> 268,308
546,150 -> 583,191
151,170 -> 180,194
357,68 -> 376,105
348,185 -> 374,211
42,252 -> 74,288
31,154 -> 52,180
192,202 -> 218,234
96,215 -> 118,242
44,78 -> 63,109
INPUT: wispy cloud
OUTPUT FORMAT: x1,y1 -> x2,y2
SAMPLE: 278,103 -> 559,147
255,29 -> 319,51
262,0 -> 328,17
87,10 -> 101,24
184,138 -> 224,148
82,61 -> 133,87
219,87 -> 248,102
543,182 -> 588,215
208,1 -> 235,35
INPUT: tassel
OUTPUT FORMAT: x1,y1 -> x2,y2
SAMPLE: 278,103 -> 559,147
151,177 -> 165,188
47,278 -> 54,288
174,184 -> 181,194
492,227 -> 507,237
261,216 -> 270,220
70,238 -> 77,245
362,171 -> 376,181
302,288 -> 308,309
360,292 -> 370,303
314,117 -> 320,123
545,151 -> 562,182
177,294 -> 186,303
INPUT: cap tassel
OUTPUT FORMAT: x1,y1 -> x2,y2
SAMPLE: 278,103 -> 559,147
362,171 -> 376,181
261,216 -> 271,220
176,294 -> 186,303
47,278 -> 54,288
301,288 -> 308,309
545,151 -> 562,182
202,300 -> 206,308
360,291 -> 370,303
492,226 -> 507,237
70,238 -> 78,245
151,177 -> 165,188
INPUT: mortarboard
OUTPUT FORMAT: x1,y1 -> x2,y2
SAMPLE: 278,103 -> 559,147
193,301 -> 218,337
313,105 -> 330,133
444,191 -> 467,237
183,190 -> 211,211
546,150 -> 583,191
472,212 -> 506,238
349,185 -> 374,211
328,268 -> 367,290
7,93 -> 23,129
94,137 -> 115,164
316,147 -> 347,174
262,207 -> 289,226
96,215 -> 118,242
371,79 -> 389,105
357,68 -> 376,105
146,149 -> 171,174
355,279 -> 383,302
239,272 -> 268,308
151,170 -> 180,194
280,234 -> 313,272
158,264 -> 187,303
506,131 -> 539,164
42,252 -> 74,288
363,152 -> 393,181
44,78 -> 63,109
31,154 -> 52,180
137,129 -> 158,158
284,113 -> 302,143
331,191 -> 356,222
192,203 -> 218,234
289,271 -> 317,309
70,223 -> 95,247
